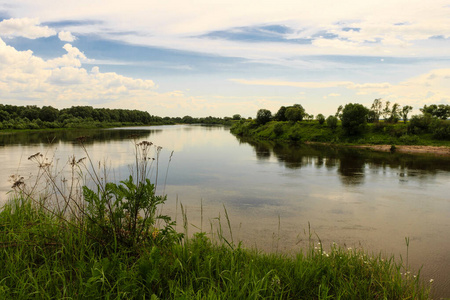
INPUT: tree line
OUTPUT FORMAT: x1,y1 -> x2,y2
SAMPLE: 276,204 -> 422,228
252,99 -> 450,139
0,104 -> 233,130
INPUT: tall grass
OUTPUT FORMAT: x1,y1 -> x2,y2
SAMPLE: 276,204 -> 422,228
0,138 -> 431,299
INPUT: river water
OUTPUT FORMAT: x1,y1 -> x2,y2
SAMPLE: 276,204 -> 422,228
1,125 -> 449,298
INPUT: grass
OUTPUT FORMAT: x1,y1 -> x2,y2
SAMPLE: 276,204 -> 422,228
0,198 -> 430,299
0,139 -> 431,299
231,120 -> 450,147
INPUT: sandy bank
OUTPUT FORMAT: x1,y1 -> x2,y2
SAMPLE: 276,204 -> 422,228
351,144 -> 450,156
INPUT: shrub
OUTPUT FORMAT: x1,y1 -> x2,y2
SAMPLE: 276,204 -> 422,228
408,114 -> 437,134
22,139 -> 182,252
273,123 -> 284,136
431,121 -> 450,140
399,134 -> 420,145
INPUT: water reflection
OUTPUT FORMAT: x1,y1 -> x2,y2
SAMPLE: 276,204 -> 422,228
0,128 -> 162,146
235,135 -> 450,186
338,152 -> 366,185
1,126 -> 450,297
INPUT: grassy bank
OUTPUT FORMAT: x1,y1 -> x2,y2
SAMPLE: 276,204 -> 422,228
230,120 -> 450,147
0,197 -> 430,299
0,140 -> 431,299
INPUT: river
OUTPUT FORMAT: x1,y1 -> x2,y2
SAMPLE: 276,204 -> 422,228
1,125 -> 449,298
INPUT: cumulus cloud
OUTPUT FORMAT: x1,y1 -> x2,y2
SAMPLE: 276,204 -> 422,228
0,37 -> 155,105
58,31 -> 76,42
0,37 -> 271,117
0,18 -> 56,39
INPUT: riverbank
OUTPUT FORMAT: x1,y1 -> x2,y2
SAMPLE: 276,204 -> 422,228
351,144 -> 450,156
0,140 -> 432,299
0,194 -> 431,299
230,120 -> 450,155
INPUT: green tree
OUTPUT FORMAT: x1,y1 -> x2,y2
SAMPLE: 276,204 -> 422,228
335,105 -> 343,120
326,115 -> 338,129
0,110 -> 10,122
274,106 -> 287,121
316,114 -> 325,125
388,103 -> 400,123
437,104 -> 450,120
420,104 -> 450,119
21,105 -> 40,120
370,98 -> 383,122
420,104 -> 437,116
182,115 -> 195,124
256,109 -> 272,125
382,101 -> 391,120
341,103 -> 369,135
401,105 -> 413,122
232,114 -> 241,120
285,107 -> 304,122
40,106 -> 59,122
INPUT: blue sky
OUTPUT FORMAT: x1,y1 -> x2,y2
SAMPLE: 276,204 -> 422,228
0,0 -> 450,117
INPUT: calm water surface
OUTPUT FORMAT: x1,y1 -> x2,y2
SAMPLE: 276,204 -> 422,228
1,125 -> 449,298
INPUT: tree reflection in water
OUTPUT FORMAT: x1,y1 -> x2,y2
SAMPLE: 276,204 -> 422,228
235,135 -> 450,186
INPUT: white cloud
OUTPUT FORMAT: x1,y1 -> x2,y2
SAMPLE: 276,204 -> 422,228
0,18 -> 56,39
3,0 -> 450,59
1,1 -> 450,117
0,37 -> 155,104
0,38 -> 261,117
58,31 -> 76,42
231,71 -> 450,109
47,44 -> 88,68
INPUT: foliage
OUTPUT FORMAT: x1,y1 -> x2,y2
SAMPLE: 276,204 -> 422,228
0,141 -> 435,299
232,114 -> 241,120
274,106 -> 288,121
0,196 -> 431,299
341,103 -> 369,135
407,114 -> 440,134
431,120 -> 450,140
0,104 -> 235,131
401,105 -> 413,122
382,100 -> 391,120
256,109 -> 272,125
316,114 -> 325,125
388,103 -> 401,123
326,115 -> 338,130
13,138 -> 182,253
285,106 -> 304,122
421,104 -> 450,120
335,105 -> 343,120
370,98 -> 383,123
273,122 -> 284,136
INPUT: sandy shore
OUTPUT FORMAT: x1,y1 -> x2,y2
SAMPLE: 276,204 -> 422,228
351,144 -> 450,156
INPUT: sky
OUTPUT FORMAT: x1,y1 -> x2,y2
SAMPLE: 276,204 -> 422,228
0,0 -> 450,118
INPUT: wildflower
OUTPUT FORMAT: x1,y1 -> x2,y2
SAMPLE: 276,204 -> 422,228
152,229 -> 159,239
430,279 -> 434,283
